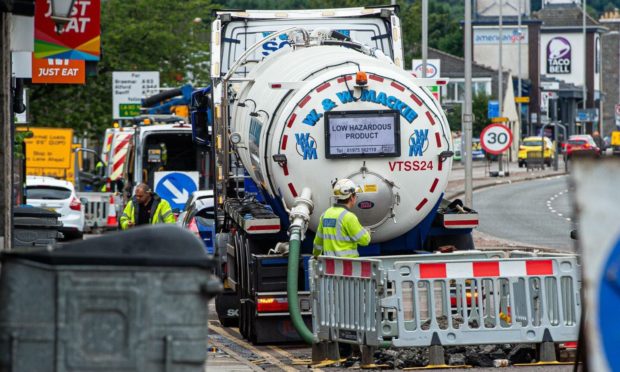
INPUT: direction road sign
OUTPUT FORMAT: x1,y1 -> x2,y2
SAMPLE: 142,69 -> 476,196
112,71 -> 160,119
480,123 -> 513,155
154,171 -> 199,211
515,96 -> 530,103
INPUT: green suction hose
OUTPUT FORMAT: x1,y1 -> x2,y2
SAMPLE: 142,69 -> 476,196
287,225 -> 315,345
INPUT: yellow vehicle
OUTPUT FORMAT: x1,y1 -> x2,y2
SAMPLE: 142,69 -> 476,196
518,136 -> 555,167
612,131 -> 620,156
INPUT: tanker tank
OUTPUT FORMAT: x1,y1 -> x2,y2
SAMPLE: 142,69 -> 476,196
229,36 -> 453,243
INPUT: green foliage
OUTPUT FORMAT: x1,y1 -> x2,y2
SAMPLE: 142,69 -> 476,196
29,0 -> 217,140
440,92 -> 491,137
398,1 -> 464,65
444,102 -> 463,134
28,0 -> 616,142
472,92 -> 491,137
14,131 -> 33,159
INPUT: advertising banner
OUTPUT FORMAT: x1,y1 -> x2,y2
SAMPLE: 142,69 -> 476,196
474,27 -> 528,45
31,55 -> 85,84
34,0 -> 101,61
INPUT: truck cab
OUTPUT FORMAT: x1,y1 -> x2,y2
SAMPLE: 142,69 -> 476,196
122,116 -> 212,214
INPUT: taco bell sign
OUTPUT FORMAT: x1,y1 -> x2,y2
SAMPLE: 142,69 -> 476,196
547,37 -> 571,74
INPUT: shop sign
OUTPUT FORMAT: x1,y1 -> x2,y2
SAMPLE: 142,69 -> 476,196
547,36 -> 571,74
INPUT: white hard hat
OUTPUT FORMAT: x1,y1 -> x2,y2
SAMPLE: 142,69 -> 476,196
332,178 -> 362,200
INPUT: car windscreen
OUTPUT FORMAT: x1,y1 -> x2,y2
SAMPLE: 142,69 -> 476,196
569,140 -> 587,145
196,206 -> 215,220
221,17 -> 393,78
26,186 -> 71,200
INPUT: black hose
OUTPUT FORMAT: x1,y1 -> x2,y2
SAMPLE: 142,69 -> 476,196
142,88 -> 183,108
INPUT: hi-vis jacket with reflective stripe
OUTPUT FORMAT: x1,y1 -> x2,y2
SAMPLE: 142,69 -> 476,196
120,194 -> 176,230
313,205 -> 371,258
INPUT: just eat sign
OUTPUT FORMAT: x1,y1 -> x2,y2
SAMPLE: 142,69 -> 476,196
34,0 -> 101,61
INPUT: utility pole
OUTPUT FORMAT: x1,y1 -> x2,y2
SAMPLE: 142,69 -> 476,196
422,0 -> 428,77
517,0 -> 523,138
464,0 -> 473,208
498,0 -> 504,173
583,0 -> 587,113
0,12 -> 12,250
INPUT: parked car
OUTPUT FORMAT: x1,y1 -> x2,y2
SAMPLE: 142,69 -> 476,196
453,137 -> 462,162
565,134 -> 601,159
518,136 -> 555,167
177,190 -> 214,223
25,176 -> 85,240
178,190 -> 215,255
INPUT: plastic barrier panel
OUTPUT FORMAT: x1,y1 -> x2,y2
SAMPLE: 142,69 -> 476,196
312,257 -> 384,346
382,257 -> 581,347
78,192 -> 112,229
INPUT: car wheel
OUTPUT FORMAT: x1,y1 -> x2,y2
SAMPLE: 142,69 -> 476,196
518,161 -> 524,168
62,230 -> 83,240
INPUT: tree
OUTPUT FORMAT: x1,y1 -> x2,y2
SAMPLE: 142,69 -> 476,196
472,92 -> 491,137
29,0 -> 217,140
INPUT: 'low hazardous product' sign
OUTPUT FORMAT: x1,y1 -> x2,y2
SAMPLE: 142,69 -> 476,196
325,110 -> 400,158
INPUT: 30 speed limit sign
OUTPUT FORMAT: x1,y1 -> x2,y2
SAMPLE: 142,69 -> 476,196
480,123 -> 513,155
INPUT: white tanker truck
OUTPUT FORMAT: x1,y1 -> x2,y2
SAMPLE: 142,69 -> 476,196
190,7 -> 478,344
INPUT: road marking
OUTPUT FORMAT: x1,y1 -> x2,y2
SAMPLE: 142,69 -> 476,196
209,322 -> 299,372
546,188 -> 570,221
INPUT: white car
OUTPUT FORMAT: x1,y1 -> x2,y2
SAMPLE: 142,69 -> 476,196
26,176 -> 85,240
177,189 -> 215,224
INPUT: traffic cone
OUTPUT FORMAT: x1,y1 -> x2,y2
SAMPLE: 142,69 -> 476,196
107,194 -> 118,228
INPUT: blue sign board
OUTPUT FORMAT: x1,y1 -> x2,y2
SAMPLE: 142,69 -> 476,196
599,236 -> 620,370
575,108 -> 599,122
154,172 -> 198,211
488,100 -> 499,119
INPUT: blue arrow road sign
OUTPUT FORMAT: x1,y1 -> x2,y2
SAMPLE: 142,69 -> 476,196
154,172 -> 198,211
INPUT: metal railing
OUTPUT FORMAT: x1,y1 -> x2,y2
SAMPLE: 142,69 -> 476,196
312,257 -> 384,346
312,254 -> 581,350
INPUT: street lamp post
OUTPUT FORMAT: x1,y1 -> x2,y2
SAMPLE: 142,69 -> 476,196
583,0 -> 587,118
464,0 -> 473,207
498,0 -> 504,173
517,0 -> 523,137
422,0 -> 428,77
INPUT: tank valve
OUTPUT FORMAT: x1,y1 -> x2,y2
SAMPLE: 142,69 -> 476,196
439,150 -> 454,161
289,188 -> 314,240
272,154 -> 288,167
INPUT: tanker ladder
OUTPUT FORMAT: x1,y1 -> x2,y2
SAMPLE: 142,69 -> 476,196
310,252 -> 581,368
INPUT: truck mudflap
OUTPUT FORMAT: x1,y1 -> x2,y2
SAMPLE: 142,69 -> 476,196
311,253 -> 581,348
